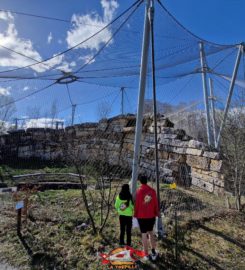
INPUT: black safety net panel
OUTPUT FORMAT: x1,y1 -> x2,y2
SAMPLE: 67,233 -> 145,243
0,0 -> 243,125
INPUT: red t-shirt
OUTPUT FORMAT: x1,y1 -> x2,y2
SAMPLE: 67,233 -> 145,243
134,184 -> 159,219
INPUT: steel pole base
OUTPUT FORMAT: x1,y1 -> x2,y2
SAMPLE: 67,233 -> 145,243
155,215 -> 165,239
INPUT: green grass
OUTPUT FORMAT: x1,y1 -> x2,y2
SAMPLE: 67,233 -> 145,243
0,164 -> 78,177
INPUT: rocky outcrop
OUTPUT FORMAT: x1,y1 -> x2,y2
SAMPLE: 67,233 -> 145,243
0,114 -> 226,195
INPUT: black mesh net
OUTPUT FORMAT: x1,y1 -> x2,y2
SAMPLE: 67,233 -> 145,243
0,0 -> 243,126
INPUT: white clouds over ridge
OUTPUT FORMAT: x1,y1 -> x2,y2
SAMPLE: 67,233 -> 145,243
23,118 -> 64,129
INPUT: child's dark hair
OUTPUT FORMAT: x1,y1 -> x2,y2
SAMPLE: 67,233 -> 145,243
138,175 -> 147,184
119,184 -> 133,206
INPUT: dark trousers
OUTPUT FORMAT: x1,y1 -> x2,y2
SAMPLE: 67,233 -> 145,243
119,215 -> 132,246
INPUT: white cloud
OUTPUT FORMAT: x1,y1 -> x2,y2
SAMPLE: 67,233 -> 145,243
0,2 -> 119,75
0,13 -> 43,72
25,118 -> 64,128
56,61 -> 73,72
0,120 -> 12,134
79,54 -> 95,65
23,86 -> 30,91
44,54 -> 64,69
0,12 -> 66,73
43,53 -> 77,73
0,87 -> 11,96
101,0 -> 119,22
0,11 -> 14,21
66,0 -> 119,53
70,61 -> 76,67
47,32 -> 53,44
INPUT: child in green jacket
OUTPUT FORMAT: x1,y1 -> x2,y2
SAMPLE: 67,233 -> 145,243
115,184 -> 134,246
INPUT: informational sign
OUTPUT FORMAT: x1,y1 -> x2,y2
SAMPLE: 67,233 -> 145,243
15,201 -> 24,210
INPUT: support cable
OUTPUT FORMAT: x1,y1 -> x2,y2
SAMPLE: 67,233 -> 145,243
209,78 -> 217,146
76,90 -> 118,106
74,0 -> 143,74
0,2 -> 142,109
216,44 -> 243,148
149,0 -> 164,238
199,42 -> 212,145
0,9 -> 71,23
243,49 -> 245,88
0,44 -> 44,65
167,74 -> 194,104
65,83 -> 73,105
65,83 -> 76,125
0,45 -> 197,82
166,100 -> 202,118
210,47 -> 237,73
125,90 -> 134,112
0,0 -> 142,75
156,0 -> 238,47
0,82 -> 56,108
212,73 -> 242,100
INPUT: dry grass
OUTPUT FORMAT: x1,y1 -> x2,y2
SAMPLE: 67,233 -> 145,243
0,186 -> 244,270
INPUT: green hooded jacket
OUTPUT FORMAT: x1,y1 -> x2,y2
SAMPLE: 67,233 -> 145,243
115,195 -> 134,217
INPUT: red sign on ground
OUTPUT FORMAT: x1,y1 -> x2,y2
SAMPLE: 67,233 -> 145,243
100,246 -> 145,269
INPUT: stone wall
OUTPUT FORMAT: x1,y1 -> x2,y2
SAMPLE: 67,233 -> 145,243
0,114 -> 226,195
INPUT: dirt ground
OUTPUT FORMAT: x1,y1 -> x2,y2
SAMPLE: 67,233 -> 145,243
0,187 -> 244,270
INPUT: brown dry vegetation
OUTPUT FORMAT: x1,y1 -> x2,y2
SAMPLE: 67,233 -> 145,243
0,185 -> 244,270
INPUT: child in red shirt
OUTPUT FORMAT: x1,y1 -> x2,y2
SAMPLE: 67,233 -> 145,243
134,175 -> 159,261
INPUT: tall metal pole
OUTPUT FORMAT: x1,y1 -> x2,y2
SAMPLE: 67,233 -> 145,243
15,118 -> 18,130
72,104 -> 76,126
209,78 -> 217,147
121,87 -> 125,115
216,44 -> 243,148
199,42 -> 212,145
131,0 -> 151,199
149,0 -> 164,237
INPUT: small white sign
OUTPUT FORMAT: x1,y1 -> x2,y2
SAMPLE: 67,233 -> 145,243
16,201 -> 24,210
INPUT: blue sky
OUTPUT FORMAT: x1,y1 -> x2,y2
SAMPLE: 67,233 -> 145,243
164,0 -> 245,44
0,0 -> 244,127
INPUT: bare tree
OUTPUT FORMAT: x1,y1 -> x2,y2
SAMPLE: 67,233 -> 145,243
0,95 -> 16,133
27,106 -> 41,119
168,101 -> 208,142
144,99 -> 175,115
220,95 -> 245,211
97,101 -> 112,120
61,134 -> 119,235
50,100 -> 58,128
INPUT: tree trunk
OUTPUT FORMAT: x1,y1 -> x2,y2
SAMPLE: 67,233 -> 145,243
76,165 -> 97,234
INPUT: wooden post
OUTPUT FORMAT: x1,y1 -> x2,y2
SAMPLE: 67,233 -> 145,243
16,200 -> 24,235
17,208 -> 22,235
175,210 -> 178,263
23,197 -> 28,223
